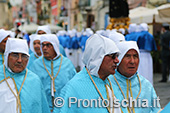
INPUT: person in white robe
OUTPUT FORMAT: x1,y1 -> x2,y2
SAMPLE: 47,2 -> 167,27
0,38 -> 50,113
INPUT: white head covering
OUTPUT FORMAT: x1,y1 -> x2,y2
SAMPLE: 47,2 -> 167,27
0,29 -> 10,42
109,32 -> 125,44
40,34 -> 60,58
140,23 -> 148,31
4,38 -> 29,72
135,25 -> 142,32
102,29 -> 111,38
96,30 -> 103,35
86,28 -> 94,37
118,28 -> 125,35
82,34 -> 120,77
128,23 -> 137,33
6,30 -> 15,38
29,34 -> 41,57
117,41 -> 139,65
76,32 -> 82,38
36,25 -> 51,34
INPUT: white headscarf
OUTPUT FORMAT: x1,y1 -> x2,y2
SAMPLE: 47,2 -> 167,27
6,30 -> 15,38
128,23 -> 137,33
109,32 -> 125,44
86,28 -> 94,37
76,32 -> 82,38
118,28 -> 125,35
82,34 -> 120,77
95,30 -> 103,35
4,38 -> 29,72
0,29 -> 10,42
40,34 -> 60,58
29,34 -> 41,57
36,25 -> 51,34
140,23 -> 149,31
117,41 -> 139,65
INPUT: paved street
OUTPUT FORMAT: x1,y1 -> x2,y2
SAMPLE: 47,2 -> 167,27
153,73 -> 170,108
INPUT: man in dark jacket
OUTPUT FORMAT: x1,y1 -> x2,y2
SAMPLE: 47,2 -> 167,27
160,23 -> 170,82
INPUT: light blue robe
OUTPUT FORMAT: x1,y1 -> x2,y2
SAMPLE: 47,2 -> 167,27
27,52 -> 38,69
53,67 -> 118,113
29,55 -> 77,111
0,53 -> 4,65
59,44 -> 67,57
29,48 -> 33,54
109,71 -> 161,113
0,65 -> 50,113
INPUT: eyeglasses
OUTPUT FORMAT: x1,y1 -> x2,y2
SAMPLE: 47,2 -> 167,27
10,53 -> 29,61
41,43 -> 52,48
106,53 -> 119,59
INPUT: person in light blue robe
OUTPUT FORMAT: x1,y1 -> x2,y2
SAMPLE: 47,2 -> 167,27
59,44 -> 67,57
27,34 -> 42,69
0,38 -> 50,113
109,41 -> 161,113
53,34 -> 122,113
36,25 -> 67,57
125,23 -> 157,84
0,53 -> 4,65
0,29 -> 11,65
29,34 -> 76,112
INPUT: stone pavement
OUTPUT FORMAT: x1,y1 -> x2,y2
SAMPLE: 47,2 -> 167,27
153,73 -> 170,108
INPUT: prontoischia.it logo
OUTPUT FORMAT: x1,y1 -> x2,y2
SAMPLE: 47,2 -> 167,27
54,97 -> 160,108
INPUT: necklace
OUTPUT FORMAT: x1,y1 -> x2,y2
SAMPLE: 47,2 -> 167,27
3,65 -> 28,113
42,55 -> 63,93
86,67 -> 116,113
113,74 -> 141,113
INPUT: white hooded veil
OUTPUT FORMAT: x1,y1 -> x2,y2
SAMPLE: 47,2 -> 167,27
29,34 -> 42,57
82,34 -> 120,77
40,34 -> 60,58
0,29 -> 10,42
4,38 -> 29,73
116,41 -> 140,65
36,25 -> 51,34
109,31 -> 125,44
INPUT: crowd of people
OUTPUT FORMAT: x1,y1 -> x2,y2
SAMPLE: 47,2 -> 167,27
0,22 -> 169,113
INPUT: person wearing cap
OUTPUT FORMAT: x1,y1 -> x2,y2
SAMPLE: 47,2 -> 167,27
109,41 -> 161,113
0,29 -> 11,65
27,34 -> 42,69
29,34 -> 76,112
36,25 -> 67,57
0,38 -> 50,113
160,23 -> 170,82
53,34 -> 121,113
